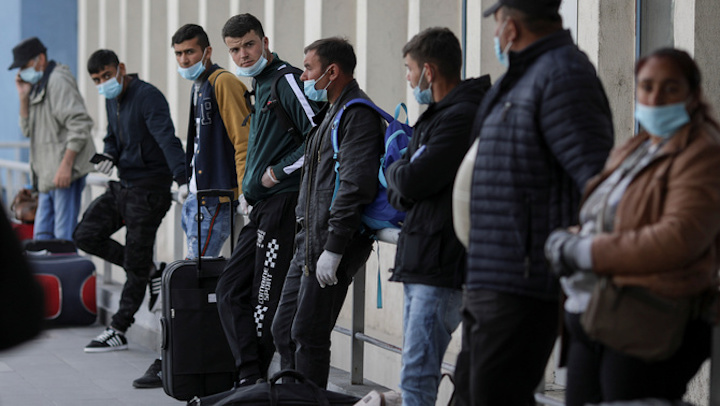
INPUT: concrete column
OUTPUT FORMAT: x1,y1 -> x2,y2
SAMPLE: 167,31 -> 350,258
578,0 -> 636,143
674,0 -> 720,113
269,0 -> 306,69
356,0 -> 407,112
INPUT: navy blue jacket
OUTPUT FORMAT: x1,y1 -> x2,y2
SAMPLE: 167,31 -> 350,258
185,65 -> 250,200
104,75 -> 186,188
467,30 -> 614,301
386,76 -> 491,289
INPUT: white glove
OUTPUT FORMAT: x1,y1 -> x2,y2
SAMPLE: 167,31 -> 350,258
94,154 -> 115,176
316,250 -> 342,288
237,194 -> 252,215
177,184 -> 189,204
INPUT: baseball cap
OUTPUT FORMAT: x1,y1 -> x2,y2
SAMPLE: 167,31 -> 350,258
483,0 -> 562,19
9,37 -> 47,70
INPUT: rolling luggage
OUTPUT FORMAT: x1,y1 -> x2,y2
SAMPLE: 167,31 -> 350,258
161,189 -> 236,401
25,239 -> 97,326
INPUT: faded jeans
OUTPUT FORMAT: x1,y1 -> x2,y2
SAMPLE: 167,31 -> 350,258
34,175 -> 86,241
400,283 -> 463,406
181,192 -> 233,259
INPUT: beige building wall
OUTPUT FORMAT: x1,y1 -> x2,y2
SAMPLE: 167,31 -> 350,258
76,1 -> 720,404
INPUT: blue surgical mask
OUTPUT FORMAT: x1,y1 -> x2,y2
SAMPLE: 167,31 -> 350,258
303,69 -> 331,102
97,70 -> 124,100
177,48 -> 207,81
634,101 -> 690,139
493,20 -> 512,68
412,67 -> 433,105
19,58 -> 43,85
235,50 -> 268,77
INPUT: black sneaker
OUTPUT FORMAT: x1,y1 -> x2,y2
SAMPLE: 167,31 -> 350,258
133,358 -> 162,388
148,262 -> 166,311
84,327 -> 128,353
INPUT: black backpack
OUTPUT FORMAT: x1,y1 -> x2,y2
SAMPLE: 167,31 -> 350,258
243,65 -> 311,146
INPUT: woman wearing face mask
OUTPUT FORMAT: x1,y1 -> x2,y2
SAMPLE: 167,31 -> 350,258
545,48 -> 720,405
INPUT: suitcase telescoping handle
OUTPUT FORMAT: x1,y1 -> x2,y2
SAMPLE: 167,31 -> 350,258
194,189 -> 235,275
268,369 -> 331,406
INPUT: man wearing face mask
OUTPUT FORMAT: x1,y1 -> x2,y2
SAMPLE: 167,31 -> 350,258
455,0 -> 615,405
9,37 -> 95,241
171,24 -> 249,260
129,23 -> 252,390
74,49 -> 186,354
271,37 -> 384,389
215,13 -> 317,386
383,27 -> 490,406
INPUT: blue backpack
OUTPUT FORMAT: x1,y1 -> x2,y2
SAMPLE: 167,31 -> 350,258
330,98 -> 412,231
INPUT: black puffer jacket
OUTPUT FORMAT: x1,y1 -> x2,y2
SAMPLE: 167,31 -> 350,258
467,30 -> 614,301
386,76 -> 491,289
295,80 -> 385,275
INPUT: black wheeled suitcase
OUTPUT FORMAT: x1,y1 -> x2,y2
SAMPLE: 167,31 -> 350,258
161,189 -> 237,400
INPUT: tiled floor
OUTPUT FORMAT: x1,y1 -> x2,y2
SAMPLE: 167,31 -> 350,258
0,325 -> 184,406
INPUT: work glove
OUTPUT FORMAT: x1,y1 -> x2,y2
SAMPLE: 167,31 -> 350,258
544,229 -> 590,277
94,153 -> 115,176
237,194 -> 252,215
316,250 -> 342,288
261,166 -> 280,188
177,184 -> 189,205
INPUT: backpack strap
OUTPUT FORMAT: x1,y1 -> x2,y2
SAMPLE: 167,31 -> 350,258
262,65 -> 306,146
329,98 -> 389,205
242,77 -> 257,126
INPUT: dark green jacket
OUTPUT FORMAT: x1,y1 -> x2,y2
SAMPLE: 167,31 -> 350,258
242,54 -> 317,205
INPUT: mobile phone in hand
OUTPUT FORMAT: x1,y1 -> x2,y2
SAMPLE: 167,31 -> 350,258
90,153 -> 111,164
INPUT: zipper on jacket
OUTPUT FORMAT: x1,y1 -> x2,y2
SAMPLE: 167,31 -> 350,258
501,101 -> 512,121
304,132 -> 319,277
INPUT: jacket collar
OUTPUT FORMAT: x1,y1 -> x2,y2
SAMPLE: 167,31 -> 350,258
419,75 -> 491,122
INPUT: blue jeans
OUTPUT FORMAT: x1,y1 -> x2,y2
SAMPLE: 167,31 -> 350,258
33,176 -> 86,241
400,283 -> 463,406
181,192 -> 232,259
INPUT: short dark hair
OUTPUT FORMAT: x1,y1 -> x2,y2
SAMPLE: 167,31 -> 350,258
402,27 -> 462,80
222,13 -> 265,40
87,49 -> 119,75
304,37 -> 356,75
172,24 -> 210,49
503,6 -> 562,35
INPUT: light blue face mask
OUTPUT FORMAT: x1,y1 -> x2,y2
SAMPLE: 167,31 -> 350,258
412,67 -> 433,105
177,48 -> 207,81
634,101 -> 690,139
303,69 -> 331,102
19,58 -> 43,85
97,70 -> 124,100
493,20 -> 512,68
235,50 -> 268,77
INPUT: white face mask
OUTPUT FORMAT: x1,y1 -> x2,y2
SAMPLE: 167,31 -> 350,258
235,49 -> 268,77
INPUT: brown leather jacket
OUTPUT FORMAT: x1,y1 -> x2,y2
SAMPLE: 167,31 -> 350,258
586,118 -> 720,298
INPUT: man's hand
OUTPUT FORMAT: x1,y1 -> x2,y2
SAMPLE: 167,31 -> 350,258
53,162 -> 72,188
177,184 -> 189,204
261,166 -> 280,188
316,250 -> 342,288
237,194 -> 252,215
15,74 -> 31,98
94,153 -> 115,176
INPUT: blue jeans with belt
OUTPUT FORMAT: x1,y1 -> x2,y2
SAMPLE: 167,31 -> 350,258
400,283 -> 462,406
181,192 -> 233,259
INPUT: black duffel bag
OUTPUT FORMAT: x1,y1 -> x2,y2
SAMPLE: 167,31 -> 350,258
188,369 -> 361,406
